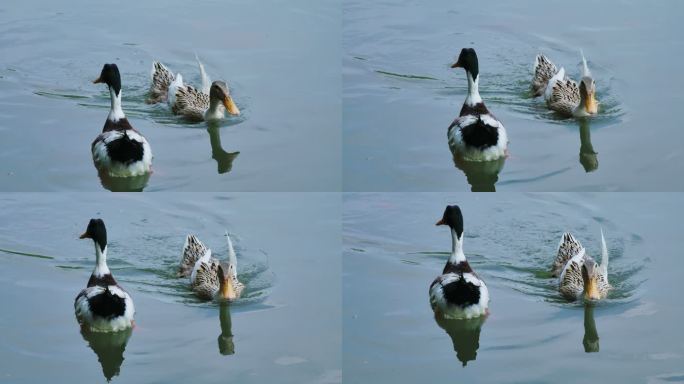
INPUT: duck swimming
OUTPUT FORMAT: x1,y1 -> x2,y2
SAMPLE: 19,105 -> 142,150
148,56 -> 240,121
429,205 -> 490,319
447,48 -> 508,162
534,53 -> 599,117
555,229 -> 610,301
180,232 -> 244,301
74,219 -> 135,332
92,64 -> 153,177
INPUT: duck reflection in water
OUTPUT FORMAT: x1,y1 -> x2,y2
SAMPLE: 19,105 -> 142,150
583,303 -> 600,353
434,314 -> 487,366
453,155 -> 506,192
218,302 -> 235,355
79,327 -> 133,381
97,170 -> 150,192
578,118 -> 598,173
207,122 -> 240,175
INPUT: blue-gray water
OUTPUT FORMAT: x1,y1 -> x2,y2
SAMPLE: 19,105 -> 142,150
344,193 -> 684,383
0,0 -> 340,192
343,0 -> 684,191
0,193 -> 340,383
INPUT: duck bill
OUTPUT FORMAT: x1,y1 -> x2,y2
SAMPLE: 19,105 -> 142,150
583,278 -> 600,301
584,92 -> 598,114
450,60 -> 462,68
223,97 -> 240,116
219,277 -> 237,301
79,232 -> 90,239
92,77 -> 103,84
435,218 -> 446,226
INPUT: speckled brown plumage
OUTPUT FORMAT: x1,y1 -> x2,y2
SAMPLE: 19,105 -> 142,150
532,54 -> 557,97
147,61 -> 174,104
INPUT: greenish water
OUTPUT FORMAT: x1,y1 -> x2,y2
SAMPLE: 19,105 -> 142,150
343,0 -> 684,191
0,0 -> 340,192
0,193 -> 341,383
344,193 -> 683,383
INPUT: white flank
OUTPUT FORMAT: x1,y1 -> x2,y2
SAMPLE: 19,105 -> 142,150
168,73 -> 184,107
544,67 -> 565,102
190,250 -> 213,284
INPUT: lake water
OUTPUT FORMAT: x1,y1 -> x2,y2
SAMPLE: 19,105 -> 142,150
343,0 -> 684,191
0,0 -> 340,192
344,193 -> 684,383
0,193 -> 341,383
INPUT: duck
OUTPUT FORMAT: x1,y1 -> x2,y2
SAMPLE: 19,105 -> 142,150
447,48 -> 508,162
74,219 -> 135,332
537,53 -> 599,117
557,229 -> 610,301
92,64 -> 153,177
429,205 -> 490,319
148,56 -> 240,121
181,232 -> 244,301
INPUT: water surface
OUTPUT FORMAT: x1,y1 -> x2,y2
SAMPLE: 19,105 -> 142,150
344,193 -> 683,383
0,193 -> 341,383
0,0 -> 340,191
343,0 -> 684,191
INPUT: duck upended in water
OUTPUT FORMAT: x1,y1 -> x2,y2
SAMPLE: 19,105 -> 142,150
180,232 -> 244,301
555,230 -> 610,301
447,48 -> 508,162
533,53 -> 599,117
429,205 -> 490,319
148,56 -> 240,121
92,64 -> 153,177
74,219 -> 135,332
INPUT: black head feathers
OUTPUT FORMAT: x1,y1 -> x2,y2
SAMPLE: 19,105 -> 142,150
80,218 -> 107,252
451,48 -> 479,80
94,63 -> 122,96
437,205 -> 464,239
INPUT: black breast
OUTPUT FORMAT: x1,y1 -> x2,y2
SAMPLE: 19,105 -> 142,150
87,273 -> 118,288
88,287 -> 127,319
442,276 -> 481,308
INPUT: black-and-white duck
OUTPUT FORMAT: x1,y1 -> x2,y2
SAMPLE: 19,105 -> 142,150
554,230 -> 610,301
74,219 -> 135,332
92,64 -> 153,177
180,232 -> 244,301
447,48 -> 508,162
429,205 -> 490,319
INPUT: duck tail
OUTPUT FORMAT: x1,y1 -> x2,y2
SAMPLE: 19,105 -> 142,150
225,231 -> 238,277
580,49 -> 591,78
600,227 -> 608,273
195,53 -> 211,94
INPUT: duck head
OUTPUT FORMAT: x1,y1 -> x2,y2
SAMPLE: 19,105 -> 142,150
579,77 -> 598,115
581,259 -> 601,301
217,262 -> 238,301
436,205 -> 464,239
210,81 -> 240,116
93,64 -> 122,96
451,48 -> 479,81
79,218 -> 107,253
